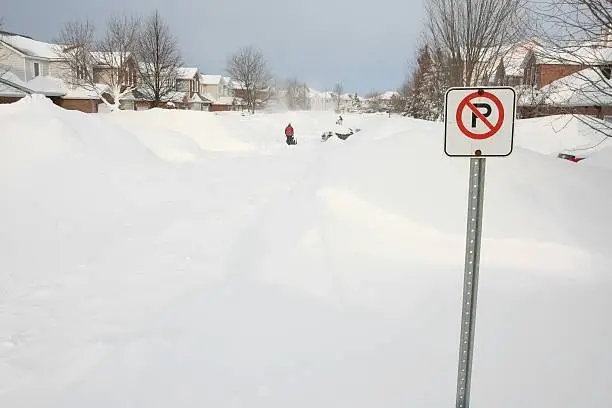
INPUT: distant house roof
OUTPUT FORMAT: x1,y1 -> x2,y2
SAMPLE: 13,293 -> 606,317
0,31 -> 63,60
541,67 -> 612,107
214,96 -> 236,106
379,91 -> 399,100
90,51 -> 132,68
189,92 -> 212,104
201,74 -> 222,85
177,67 -> 199,80
531,44 -> 612,66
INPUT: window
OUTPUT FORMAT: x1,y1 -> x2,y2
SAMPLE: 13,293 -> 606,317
34,62 -> 40,77
601,65 -> 612,80
76,65 -> 87,80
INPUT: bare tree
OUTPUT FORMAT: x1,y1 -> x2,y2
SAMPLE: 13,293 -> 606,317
332,82 -> 344,111
137,10 -> 181,107
285,78 -> 311,110
0,17 -> 8,77
226,45 -> 272,113
425,0 -> 527,87
529,0 -> 612,135
393,80 -> 410,114
365,90 -> 384,112
57,15 -> 140,111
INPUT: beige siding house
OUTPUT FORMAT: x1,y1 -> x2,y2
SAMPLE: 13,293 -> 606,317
0,31 -> 66,81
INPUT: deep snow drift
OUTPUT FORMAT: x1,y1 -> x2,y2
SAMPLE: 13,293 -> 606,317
1,96 -> 612,408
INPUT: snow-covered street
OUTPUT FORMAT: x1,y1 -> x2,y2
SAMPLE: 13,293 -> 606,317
1,96 -> 612,407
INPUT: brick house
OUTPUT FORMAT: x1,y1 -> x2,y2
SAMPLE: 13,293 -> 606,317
517,42 -> 612,118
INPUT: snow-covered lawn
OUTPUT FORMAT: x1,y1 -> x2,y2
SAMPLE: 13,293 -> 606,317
1,95 -> 612,407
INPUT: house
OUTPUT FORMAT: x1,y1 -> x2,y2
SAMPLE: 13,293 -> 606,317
0,30 -> 68,82
520,43 -> 612,88
200,74 -> 239,111
0,31 -> 104,112
517,41 -> 612,118
0,71 -> 64,103
173,67 -> 211,110
491,40 -> 541,87
91,52 -> 138,89
520,67 -> 612,119
0,71 -> 107,113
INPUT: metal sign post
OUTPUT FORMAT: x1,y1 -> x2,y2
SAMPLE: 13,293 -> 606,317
455,157 -> 486,408
443,87 -> 516,408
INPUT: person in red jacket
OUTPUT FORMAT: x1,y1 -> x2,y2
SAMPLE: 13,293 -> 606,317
284,123 -> 296,145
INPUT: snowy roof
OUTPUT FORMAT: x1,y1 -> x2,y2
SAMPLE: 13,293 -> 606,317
26,75 -> 109,99
532,44 -> 612,65
0,71 -> 31,97
0,32 -> 63,60
177,67 -> 199,80
501,43 -> 536,76
229,79 -> 245,89
379,91 -> 399,100
62,84 -> 109,100
189,92 -> 212,104
169,91 -> 187,103
200,74 -> 222,85
90,51 -> 132,68
214,96 -> 236,106
25,76 -> 68,97
540,68 -> 612,107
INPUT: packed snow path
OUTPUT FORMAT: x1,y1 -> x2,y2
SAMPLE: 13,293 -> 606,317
1,98 -> 612,408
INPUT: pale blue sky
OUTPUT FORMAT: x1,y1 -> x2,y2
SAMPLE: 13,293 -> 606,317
2,0 -> 425,94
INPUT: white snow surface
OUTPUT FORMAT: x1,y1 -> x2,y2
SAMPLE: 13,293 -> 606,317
1,97 -> 612,408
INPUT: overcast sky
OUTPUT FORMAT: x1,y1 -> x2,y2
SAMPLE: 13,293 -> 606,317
2,0 -> 425,94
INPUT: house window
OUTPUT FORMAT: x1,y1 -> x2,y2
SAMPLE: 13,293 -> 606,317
76,65 -> 87,80
601,65 -> 612,80
34,62 -> 40,77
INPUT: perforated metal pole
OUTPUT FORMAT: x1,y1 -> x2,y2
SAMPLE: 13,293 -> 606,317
455,157 -> 486,408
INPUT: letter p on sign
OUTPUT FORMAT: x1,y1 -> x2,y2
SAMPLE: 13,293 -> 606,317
444,87 -> 516,157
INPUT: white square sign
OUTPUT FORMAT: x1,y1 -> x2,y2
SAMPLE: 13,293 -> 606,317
444,87 -> 516,157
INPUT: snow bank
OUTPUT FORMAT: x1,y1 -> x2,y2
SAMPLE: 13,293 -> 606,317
1,101 -> 612,408
107,108 -> 256,155
0,95 -> 157,174
581,145 -> 612,170
514,114 -> 612,156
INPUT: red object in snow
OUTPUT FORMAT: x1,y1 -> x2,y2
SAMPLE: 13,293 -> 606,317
557,153 -> 585,163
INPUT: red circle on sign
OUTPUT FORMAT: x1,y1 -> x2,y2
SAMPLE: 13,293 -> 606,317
456,91 -> 505,140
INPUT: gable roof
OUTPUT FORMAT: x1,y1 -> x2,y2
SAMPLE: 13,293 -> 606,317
177,67 -> 199,80
189,92 -> 213,104
0,31 -> 63,60
200,74 -> 222,85
531,44 -> 612,66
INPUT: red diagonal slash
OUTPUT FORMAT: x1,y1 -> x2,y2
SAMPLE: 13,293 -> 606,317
466,101 -> 495,130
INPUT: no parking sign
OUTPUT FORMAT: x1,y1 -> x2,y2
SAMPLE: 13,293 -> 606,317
445,87 -> 516,408
444,87 -> 516,157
